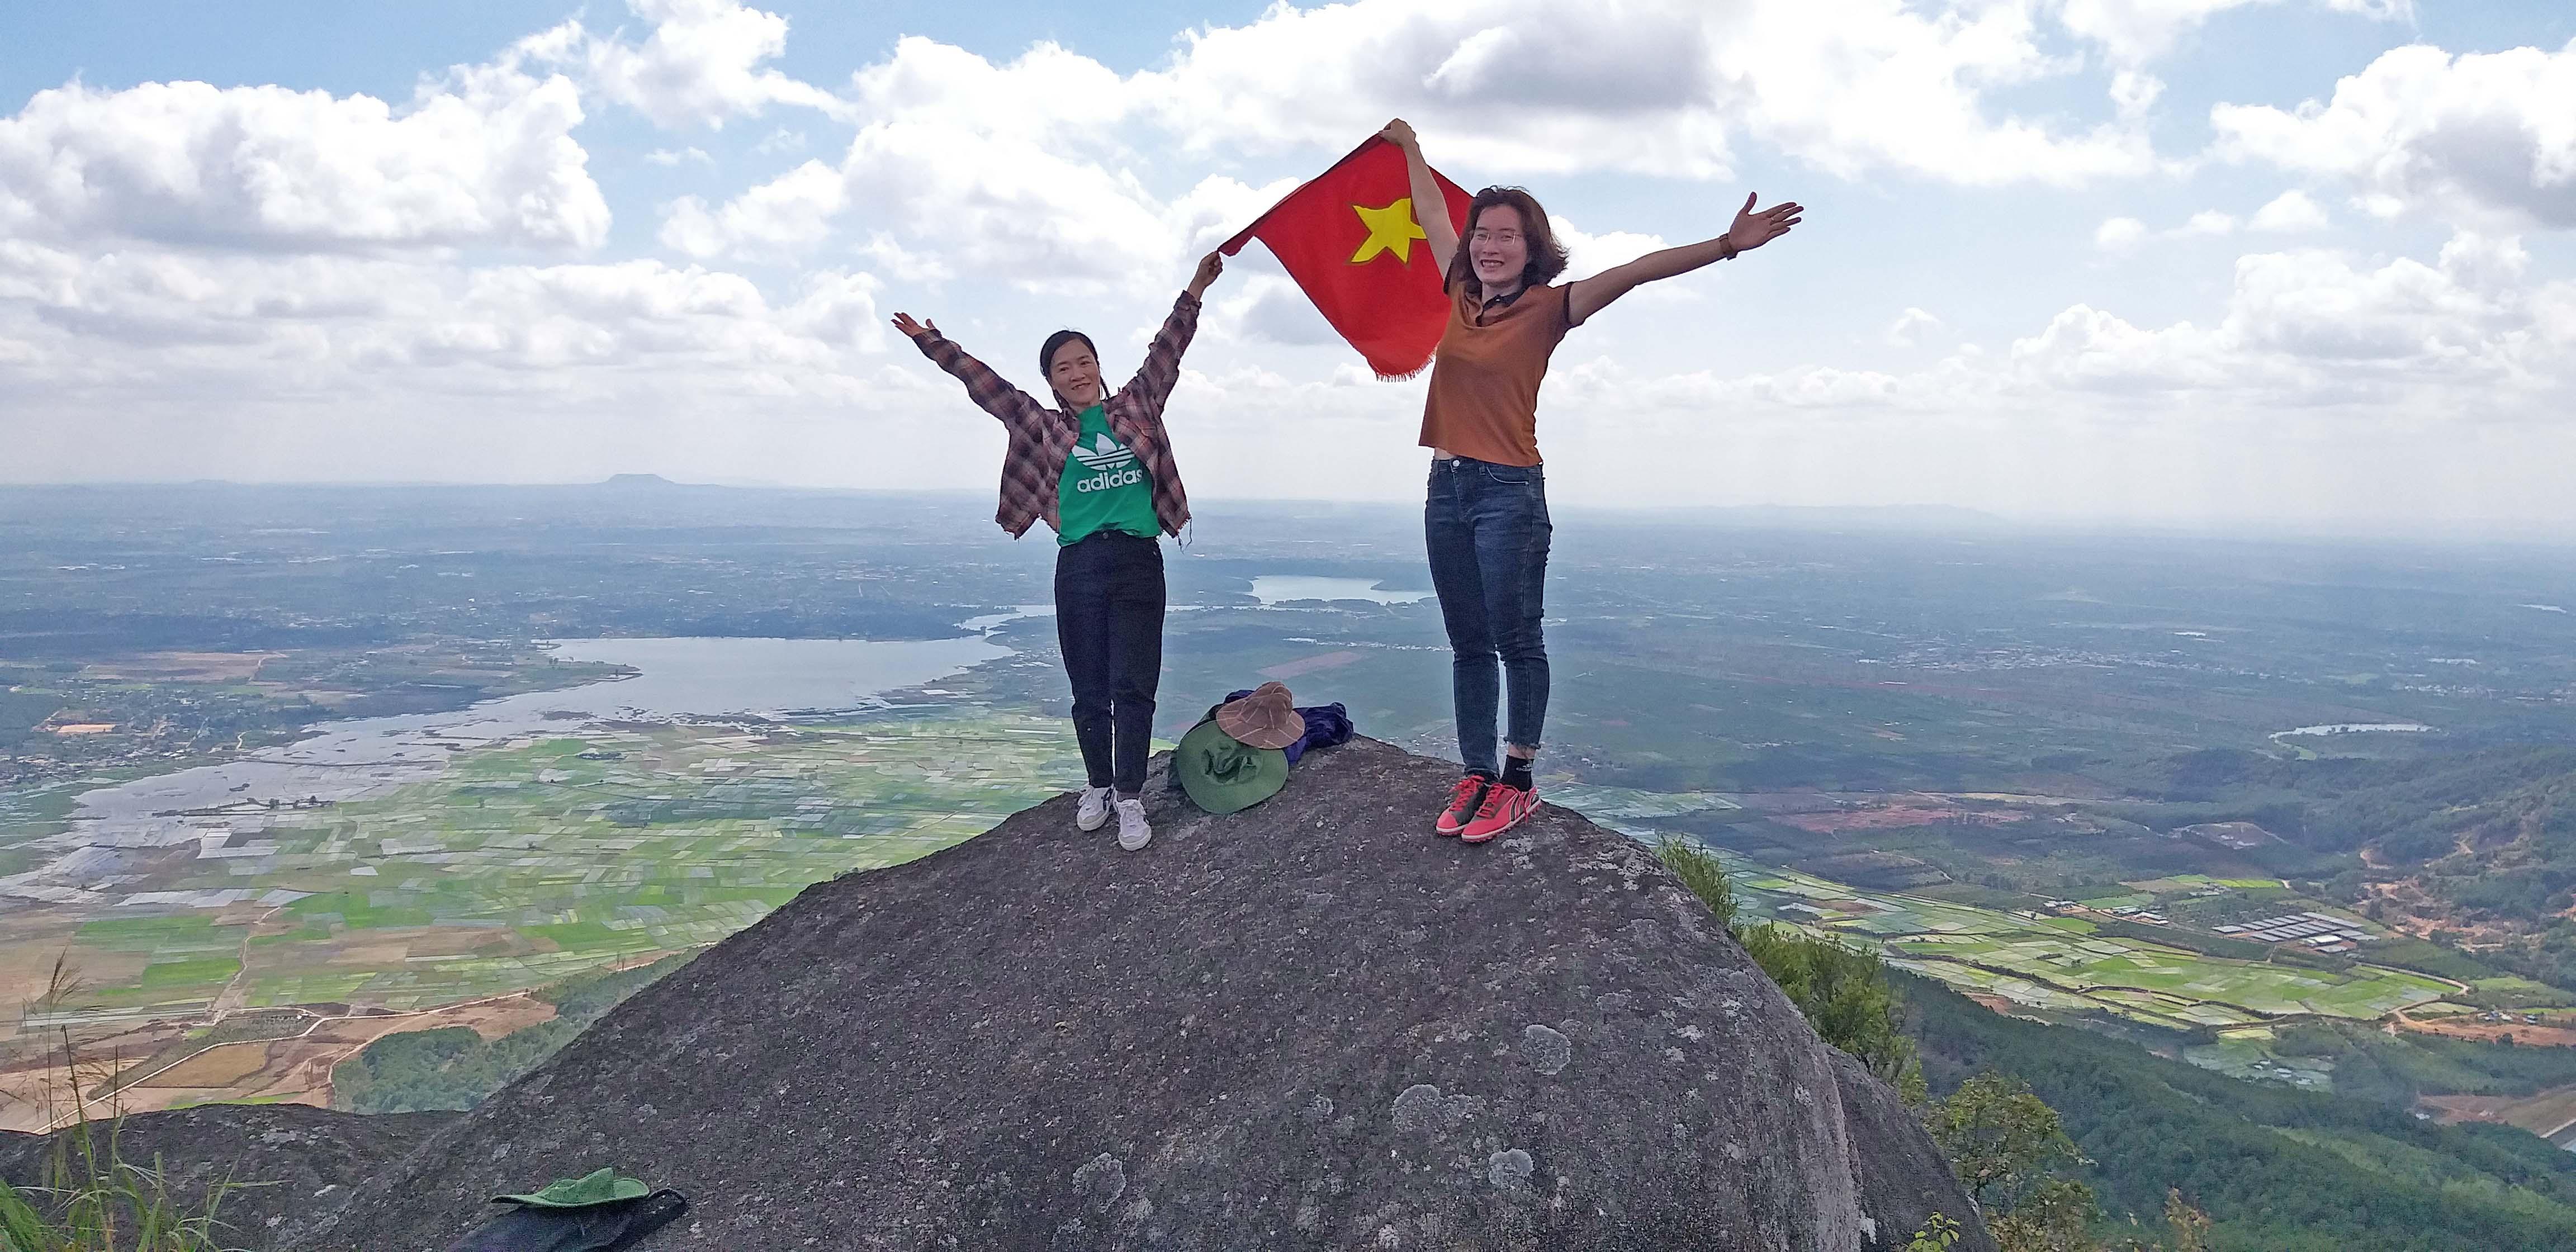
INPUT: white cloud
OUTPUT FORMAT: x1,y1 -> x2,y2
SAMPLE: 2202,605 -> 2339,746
654,34 -> 1182,277
2099,207 -> 2270,249
820,2 -> 2162,188
561,0 -> 845,130
2012,233 -> 2562,402
2110,70 -> 2166,118
2435,230 -> 2528,291
652,0 -> 2416,290
1552,219 -> 1670,279
0,241 -> 885,407
1134,1 -> 1734,176
0,56 -> 607,252
854,233 -> 954,285
2249,189 -> 2331,231
2010,304 -> 2241,392
1886,307 -> 1945,347
645,147 -> 712,167
661,99 -> 1289,290
674,0 -> 2185,288
811,124 -> 1181,288
2059,0 -> 2412,65
1706,1 -> 2156,187
660,158 -> 845,258
847,36 -> 1131,140
2212,39 -> 2576,227
1220,276 -> 1342,347
2096,216 -> 2150,249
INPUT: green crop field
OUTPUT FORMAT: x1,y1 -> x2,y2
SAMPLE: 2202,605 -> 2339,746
17,712 -> 1083,1036
1561,798 -> 2458,1056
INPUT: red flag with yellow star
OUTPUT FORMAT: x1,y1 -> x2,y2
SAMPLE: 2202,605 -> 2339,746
1220,136 -> 1472,380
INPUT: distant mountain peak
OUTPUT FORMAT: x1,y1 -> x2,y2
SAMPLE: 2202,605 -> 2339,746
598,473 -> 684,489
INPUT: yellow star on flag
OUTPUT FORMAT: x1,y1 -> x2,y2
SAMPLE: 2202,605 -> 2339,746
1349,197 -> 1428,264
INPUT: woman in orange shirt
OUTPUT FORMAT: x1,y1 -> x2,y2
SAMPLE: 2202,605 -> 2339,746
1382,118 -> 1803,844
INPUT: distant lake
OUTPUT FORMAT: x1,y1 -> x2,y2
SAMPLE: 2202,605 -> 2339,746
52,635 -> 1008,832
1248,575 -> 1432,606
527,637 -> 1006,719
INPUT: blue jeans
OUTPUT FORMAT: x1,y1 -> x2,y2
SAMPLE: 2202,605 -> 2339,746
1055,531 -> 1164,795
1426,456 -> 1551,776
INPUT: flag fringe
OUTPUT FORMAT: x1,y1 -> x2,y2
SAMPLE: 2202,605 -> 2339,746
1372,363 -> 1428,382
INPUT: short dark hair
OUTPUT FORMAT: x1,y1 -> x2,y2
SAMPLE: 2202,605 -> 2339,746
1445,187 -> 1570,296
1038,329 -> 1098,406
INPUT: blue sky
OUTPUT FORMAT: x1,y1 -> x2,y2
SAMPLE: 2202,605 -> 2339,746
3,1 -> 2573,530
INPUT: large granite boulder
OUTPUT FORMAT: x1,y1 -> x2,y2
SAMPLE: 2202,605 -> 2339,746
288,737 -> 1990,1250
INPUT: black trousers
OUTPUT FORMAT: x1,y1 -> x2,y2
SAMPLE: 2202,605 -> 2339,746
1054,530 -> 1165,795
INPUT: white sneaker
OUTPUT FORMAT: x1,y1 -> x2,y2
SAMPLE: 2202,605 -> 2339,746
1076,786 -> 1111,832
1115,798 -> 1151,852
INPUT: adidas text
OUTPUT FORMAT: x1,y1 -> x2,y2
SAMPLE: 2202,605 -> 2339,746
1074,467 -> 1144,493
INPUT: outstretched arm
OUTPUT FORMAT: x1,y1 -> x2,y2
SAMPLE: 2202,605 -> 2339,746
1566,193 -> 1803,326
892,312 -> 1049,435
1121,250 -> 1224,415
1380,120 -> 1456,282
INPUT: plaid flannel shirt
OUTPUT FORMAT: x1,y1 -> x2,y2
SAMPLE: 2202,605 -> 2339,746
915,291 -> 1201,539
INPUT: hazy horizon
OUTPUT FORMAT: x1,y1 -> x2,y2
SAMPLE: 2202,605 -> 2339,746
10,476 -> 2576,549
6,2 -> 2574,526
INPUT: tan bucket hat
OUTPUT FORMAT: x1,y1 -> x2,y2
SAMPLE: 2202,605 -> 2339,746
1215,681 -> 1304,750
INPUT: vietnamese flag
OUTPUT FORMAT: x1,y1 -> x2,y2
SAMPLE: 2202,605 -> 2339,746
1220,137 -> 1473,380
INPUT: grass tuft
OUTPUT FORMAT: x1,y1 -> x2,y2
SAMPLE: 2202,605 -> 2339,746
2,956 -> 251,1251
1654,837 -> 1737,931
1655,837 -> 1924,1103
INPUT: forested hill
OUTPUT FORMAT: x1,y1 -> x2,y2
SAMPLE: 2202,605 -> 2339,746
2120,745 -> 2576,984
1905,973 -> 2576,1251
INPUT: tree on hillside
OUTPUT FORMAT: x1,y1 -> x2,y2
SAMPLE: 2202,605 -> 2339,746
1926,1072 -> 2217,1252
1926,1071 -> 2080,1213
1988,1178 -> 2097,1252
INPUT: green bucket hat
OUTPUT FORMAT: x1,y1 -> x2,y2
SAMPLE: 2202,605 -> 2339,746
493,1167 -> 652,1209
1175,717 -> 1289,815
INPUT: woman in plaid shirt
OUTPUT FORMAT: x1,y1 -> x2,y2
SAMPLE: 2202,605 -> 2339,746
892,251 -> 1227,853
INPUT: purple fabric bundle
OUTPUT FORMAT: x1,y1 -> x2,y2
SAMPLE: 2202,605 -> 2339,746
1224,690 -> 1355,765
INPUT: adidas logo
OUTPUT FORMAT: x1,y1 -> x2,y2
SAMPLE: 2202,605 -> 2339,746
1073,466 -> 1144,493
1071,433 -> 1135,472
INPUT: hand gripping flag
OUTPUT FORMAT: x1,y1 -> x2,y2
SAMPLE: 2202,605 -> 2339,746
1219,137 -> 1472,380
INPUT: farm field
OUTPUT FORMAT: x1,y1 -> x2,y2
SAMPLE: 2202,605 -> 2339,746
1566,795 -> 2460,1054
2421,1082 -> 2576,1146
0,710 -> 1082,1127
1762,865 -> 2452,1030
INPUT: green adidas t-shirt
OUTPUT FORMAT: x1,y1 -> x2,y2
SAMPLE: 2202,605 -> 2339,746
1057,405 -> 1161,546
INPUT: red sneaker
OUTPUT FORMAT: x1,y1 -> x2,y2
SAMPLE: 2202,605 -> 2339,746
1459,782 -> 1539,843
1434,775 -> 1488,836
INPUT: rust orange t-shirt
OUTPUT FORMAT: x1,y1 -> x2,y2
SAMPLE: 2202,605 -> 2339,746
1417,281 -> 1575,468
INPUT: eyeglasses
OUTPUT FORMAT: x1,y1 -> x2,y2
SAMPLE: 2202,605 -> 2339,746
1469,230 -> 1523,244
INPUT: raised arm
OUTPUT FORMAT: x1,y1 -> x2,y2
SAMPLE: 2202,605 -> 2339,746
892,313 -> 1049,436
1380,120 -> 1456,282
1120,250 -> 1224,415
1566,193 -> 1803,326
